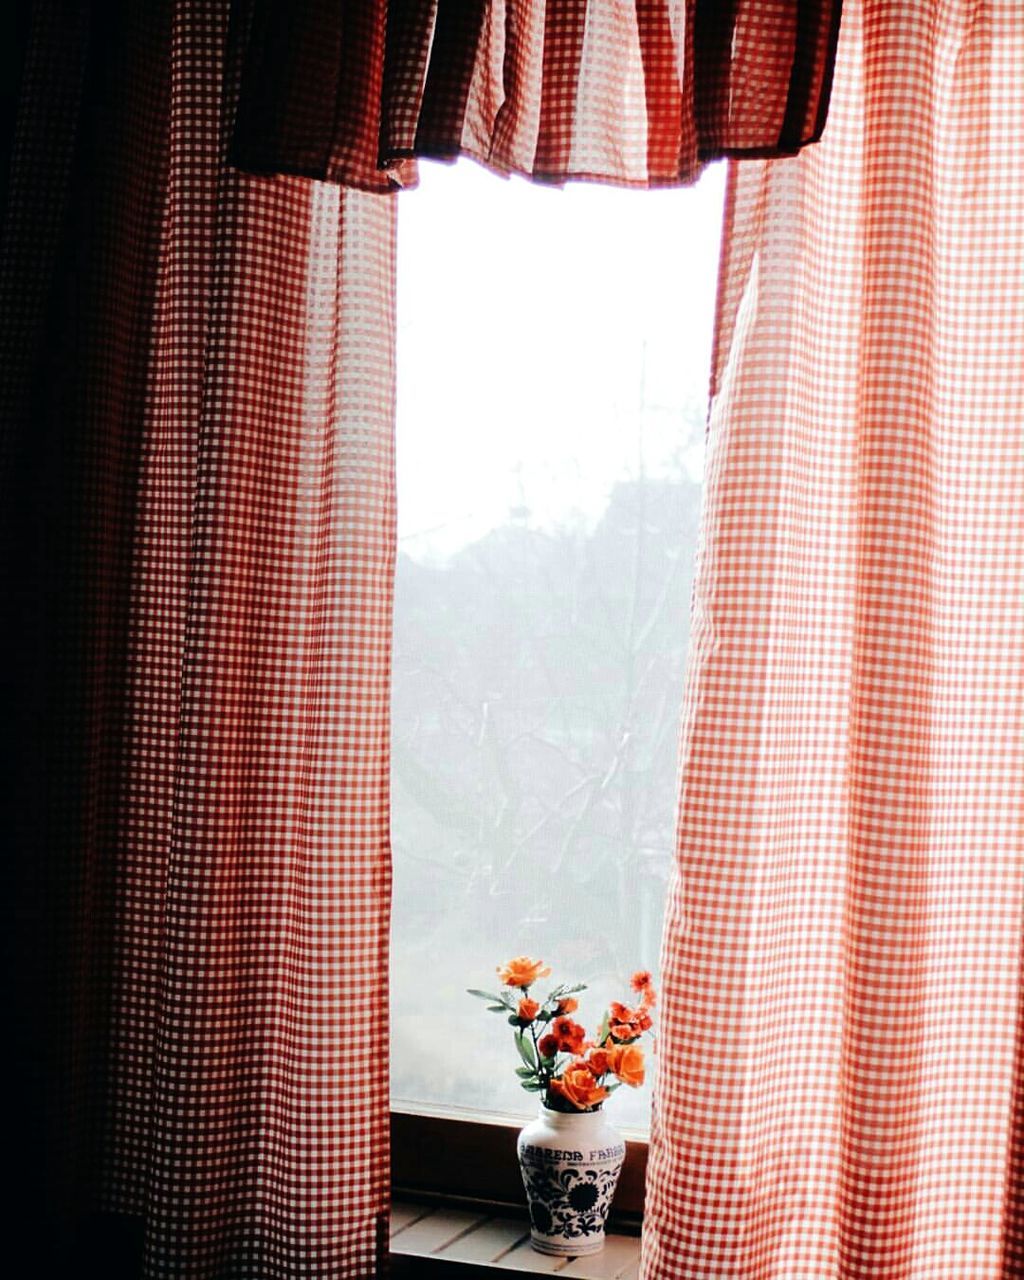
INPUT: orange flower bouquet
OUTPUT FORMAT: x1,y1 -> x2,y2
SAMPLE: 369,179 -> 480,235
468,957 -> 656,1113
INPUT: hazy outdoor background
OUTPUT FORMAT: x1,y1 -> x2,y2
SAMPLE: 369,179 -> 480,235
390,158 -> 725,1132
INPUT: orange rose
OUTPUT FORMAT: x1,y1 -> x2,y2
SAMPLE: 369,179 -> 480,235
497,956 -> 552,989
551,1016 -> 586,1055
557,997 -> 579,1015
538,1034 -> 559,1059
586,1047 -> 613,1076
550,1062 -> 608,1111
607,1043 -> 645,1087
517,997 -> 541,1023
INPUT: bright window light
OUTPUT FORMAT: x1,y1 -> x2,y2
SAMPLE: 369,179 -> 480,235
391,159 -> 725,1131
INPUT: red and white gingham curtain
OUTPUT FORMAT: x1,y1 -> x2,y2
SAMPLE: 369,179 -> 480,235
644,2 -> 1024,1275
5,2 -> 843,1276
15,0 -> 1024,1275
230,0 -> 843,191
2,2 -> 394,1276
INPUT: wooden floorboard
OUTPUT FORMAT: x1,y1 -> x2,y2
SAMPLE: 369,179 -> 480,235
435,1215 -> 530,1264
560,1235 -> 640,1279
391,1199 -> 640,1279
392,1208 -> 486,1256
391,1202 -> 432,1235
494,1237 -> 570,1273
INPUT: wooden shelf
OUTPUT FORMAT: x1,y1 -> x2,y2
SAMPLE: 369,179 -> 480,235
390,1201 -> 640,1280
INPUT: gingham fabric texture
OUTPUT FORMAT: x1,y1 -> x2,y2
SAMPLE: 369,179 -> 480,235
2,2 -> 395,1277
644,1 -> 1024,1276
230,0 -> 843,190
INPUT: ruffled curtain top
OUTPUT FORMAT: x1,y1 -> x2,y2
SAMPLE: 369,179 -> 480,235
230,0 -> 844,192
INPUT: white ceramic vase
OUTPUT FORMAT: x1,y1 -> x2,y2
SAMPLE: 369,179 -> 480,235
517,1104 -> 626,1256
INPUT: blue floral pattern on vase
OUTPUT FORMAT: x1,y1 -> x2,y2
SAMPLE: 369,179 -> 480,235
521,1158 -> 621,1242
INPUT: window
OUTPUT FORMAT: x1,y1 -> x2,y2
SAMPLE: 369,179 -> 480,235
391,160 -> 725,1140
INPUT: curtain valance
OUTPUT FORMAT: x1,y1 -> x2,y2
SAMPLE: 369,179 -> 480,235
230,0 -> 844,192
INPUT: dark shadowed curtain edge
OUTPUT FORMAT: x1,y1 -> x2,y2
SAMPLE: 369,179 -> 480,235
2,1 -> 397,1276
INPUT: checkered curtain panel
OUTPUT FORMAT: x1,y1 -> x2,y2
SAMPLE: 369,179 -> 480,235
230,0 -> 843,190
644,1 -> 1024,1276
2,2 -> 395,1277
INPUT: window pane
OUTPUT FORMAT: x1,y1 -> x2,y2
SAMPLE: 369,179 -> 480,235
391,161 -> 724,1131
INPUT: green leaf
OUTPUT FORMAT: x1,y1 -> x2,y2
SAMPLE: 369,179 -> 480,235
467,989 -> 508,1005
487,1005 -> 507,1013
515,1066 -> 536,1079
596,1013 -> 610,1046
520,1080 -> 545,1092
515,1033 -> 538,1069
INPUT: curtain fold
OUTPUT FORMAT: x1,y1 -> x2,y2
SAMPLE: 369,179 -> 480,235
13,0 -> 1024,1276
1,2 -> 396,1276
644,1 -> 1024,1275
230,0 -> 844,191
